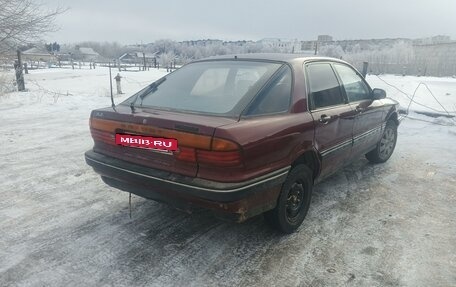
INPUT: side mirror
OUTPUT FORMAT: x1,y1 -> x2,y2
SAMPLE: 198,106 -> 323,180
372,88 -> 386,100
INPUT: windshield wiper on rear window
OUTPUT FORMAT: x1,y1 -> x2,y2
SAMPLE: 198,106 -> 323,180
130,77 -> 166,113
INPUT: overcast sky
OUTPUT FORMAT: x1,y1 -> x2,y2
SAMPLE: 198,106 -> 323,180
44,0 -> 456,44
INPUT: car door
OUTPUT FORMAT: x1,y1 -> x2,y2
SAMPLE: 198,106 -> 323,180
333,63 -> 384,157
305,62 -> 357,178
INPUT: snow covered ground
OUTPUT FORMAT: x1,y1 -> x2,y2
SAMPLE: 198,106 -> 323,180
0,67 -> 455,286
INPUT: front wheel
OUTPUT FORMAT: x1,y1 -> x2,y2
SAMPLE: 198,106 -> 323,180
366,120 -> 398,163
264,165 -> 313,233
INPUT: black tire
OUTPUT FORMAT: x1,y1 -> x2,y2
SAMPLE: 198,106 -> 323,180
366,120 -> 398,163
264,164 -> 313,233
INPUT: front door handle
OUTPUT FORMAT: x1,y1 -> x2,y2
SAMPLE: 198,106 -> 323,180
319,114 -> 331,124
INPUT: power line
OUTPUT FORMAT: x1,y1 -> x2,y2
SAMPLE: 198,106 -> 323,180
374,75 -> 450,114
374,75 -> 455,126
375,75 -> 455,124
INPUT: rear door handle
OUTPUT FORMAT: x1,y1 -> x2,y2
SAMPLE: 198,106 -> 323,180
319,114 -> 331,124
355,106 -> 365,113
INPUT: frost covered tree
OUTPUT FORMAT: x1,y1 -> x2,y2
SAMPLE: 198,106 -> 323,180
319,44 -> 345,58
152,39 -> 177,54
159,51 -> 176,68
0,0 -> 66,55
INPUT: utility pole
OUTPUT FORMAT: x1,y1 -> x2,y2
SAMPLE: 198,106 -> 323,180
70,52 -> 74,69
109,61 -> 115,108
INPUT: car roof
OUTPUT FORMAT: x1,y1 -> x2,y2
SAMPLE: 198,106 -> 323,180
198,53 -> 346,65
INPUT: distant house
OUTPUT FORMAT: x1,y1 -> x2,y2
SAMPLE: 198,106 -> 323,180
118,51 -> 158,65
76,47 -> 101,62
57,46 -> 101,62
22,47 -> 56,62
180,39 -> 223,46
317,35 -> 333,42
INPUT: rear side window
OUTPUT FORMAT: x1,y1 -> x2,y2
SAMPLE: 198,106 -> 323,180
245,65 -> 292,115
306,63 -> 344,109
333,64 -> 371,102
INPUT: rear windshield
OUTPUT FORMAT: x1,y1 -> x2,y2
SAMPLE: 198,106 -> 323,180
123,60 -> 283,116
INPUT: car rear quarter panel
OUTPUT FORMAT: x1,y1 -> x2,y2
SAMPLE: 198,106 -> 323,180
197,113 -> 315,182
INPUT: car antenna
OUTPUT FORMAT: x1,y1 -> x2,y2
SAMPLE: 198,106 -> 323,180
109,61 -> 115,108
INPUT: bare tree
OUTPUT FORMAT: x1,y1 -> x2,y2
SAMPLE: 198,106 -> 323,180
0,0 -> 66,55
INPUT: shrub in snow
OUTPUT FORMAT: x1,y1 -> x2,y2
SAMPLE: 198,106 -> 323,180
0,72 -> 16,96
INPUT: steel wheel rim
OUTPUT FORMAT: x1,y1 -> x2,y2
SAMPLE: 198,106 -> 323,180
286,181 -> 305,221
379,127 -> 395,159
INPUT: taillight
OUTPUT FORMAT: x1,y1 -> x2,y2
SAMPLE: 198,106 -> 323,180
196,150 -> 242,166
175,147 -> 196,162
196,137 -> 242,166
211,138 -> 238,151
176,137 -> 242,166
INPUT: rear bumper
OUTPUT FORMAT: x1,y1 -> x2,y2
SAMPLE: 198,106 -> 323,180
85,150 -> 288,220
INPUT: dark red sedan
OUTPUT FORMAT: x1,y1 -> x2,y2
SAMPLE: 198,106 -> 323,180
85,54 -> 399,233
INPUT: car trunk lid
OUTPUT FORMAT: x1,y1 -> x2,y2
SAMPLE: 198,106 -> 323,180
89,105 -> 239,177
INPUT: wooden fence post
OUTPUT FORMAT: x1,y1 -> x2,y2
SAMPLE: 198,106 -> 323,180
143,52 -> 146,71
362,62 -> 369,78
15,50 -> 25,91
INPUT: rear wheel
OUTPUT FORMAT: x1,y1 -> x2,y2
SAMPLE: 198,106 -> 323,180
366,120 -> 397,163
264,165 -> 313,233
